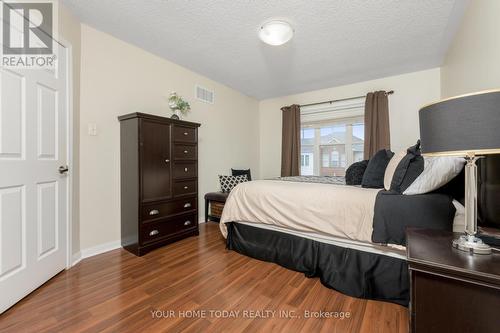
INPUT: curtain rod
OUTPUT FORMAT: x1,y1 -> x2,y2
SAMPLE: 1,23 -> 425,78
300,90 -> 394,108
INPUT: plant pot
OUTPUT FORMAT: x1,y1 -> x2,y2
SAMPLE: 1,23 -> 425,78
171,110 -> 181,120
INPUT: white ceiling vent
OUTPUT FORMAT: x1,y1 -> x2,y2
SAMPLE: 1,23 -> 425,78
195,85 -> 215,104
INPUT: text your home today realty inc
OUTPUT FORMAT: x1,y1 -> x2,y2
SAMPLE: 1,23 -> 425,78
151,309 -> 352,320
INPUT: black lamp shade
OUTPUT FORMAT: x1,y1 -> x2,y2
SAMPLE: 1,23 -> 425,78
419,90 -> 500,156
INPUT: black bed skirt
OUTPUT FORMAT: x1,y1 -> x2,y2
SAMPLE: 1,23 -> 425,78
226,222 -> 409,306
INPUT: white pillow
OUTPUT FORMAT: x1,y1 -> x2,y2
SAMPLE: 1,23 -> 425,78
452,200 -> 465,233
403,157 -> 465,195
383,150 -> 406,190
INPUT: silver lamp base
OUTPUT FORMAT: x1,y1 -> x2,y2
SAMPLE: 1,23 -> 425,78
452,234 -> 492,255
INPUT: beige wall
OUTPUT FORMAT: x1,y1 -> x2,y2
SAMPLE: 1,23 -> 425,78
58,4 -> 81,255
441,0 -> 500,97
259,69 -> 441,179
70,0 -> 495,252
79,25 -> 259,250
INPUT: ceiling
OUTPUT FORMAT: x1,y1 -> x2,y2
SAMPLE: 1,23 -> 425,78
62,0 -> 468,100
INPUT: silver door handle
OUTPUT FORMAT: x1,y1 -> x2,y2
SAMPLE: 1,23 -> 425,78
184,221 -> 192,226
149,229 -> 159,236
183,186 -> 189,190
58,165 -> 69,174
184,167 -> 188,172
149,209 -> 160,216
183,203 -> 192,208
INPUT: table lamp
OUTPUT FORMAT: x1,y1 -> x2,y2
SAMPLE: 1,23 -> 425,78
419,90 -> 500,255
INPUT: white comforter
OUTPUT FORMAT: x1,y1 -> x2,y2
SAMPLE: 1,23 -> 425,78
219,180 -> 381,243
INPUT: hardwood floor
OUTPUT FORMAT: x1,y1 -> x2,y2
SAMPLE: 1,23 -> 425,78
0,223 -> 409,333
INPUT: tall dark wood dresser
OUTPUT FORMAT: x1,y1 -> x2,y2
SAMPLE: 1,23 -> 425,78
118,112 -> 200,256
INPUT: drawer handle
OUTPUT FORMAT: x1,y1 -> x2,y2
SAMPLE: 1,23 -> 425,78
184,221 -> 192,226
183,203 -> 192,208
149,209 -> 160,216
149,229 -> 159,236
183,132 -> 188,136
183,186 -> 189,190
184,167 -> 188,172
165,159 -> 170,163
183,150 -> 188,154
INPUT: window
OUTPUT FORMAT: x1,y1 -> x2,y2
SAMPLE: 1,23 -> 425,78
301,154 -> 310,167
300,129 -> 314,175
321,152 -> 329,167
300,98 -> 365,176
331,151 -> 340,167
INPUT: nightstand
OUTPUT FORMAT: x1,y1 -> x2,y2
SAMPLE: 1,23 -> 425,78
406,228 -> 500,333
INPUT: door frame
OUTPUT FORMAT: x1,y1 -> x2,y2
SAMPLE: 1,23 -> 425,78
55,37 -> 74,269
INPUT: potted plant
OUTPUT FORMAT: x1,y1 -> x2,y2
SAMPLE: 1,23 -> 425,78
168,92 -> 191,119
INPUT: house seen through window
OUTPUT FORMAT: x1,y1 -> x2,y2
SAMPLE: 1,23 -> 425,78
300,97 -> 365,176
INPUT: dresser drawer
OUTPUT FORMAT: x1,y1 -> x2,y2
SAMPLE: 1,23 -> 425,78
140,214 -> 197,244
173,180 -> 197,197
173,125 -> 196,143
173,144 -> 197,160
173,162 -> 197,179
141,197 -> 197,222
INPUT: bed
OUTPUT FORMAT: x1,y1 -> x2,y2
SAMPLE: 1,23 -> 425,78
219,176 -> 465,306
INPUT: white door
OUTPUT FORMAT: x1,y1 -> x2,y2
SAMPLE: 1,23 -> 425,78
0,43 -> 69,313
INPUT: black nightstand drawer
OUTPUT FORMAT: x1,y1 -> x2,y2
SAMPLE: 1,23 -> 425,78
407,228 -> 500,333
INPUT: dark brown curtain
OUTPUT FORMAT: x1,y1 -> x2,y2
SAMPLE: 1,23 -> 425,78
281,104 -> 301,177
364,91 -> 390,159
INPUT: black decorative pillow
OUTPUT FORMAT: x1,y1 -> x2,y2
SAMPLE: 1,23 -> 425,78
362,149 -> 395,188
390,140 -> 425,193
231,168 -> 252,181
346,160 -> 369,185
219,175 -> 248,193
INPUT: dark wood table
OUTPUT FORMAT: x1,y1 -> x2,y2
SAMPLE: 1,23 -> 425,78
406,228 -> 500,333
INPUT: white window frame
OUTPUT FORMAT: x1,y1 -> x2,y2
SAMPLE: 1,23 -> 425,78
300,97 -> 365,176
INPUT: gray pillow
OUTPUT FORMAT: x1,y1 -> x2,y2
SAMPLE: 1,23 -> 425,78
361,149 -> 394,188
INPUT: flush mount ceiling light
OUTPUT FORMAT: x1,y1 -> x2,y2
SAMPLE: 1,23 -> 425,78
259,20 -> 294,46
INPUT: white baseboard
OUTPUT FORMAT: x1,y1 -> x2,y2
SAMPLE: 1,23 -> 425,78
80,240 -> 121,260
72,221 -> 209,266
71,251 -> 82,267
